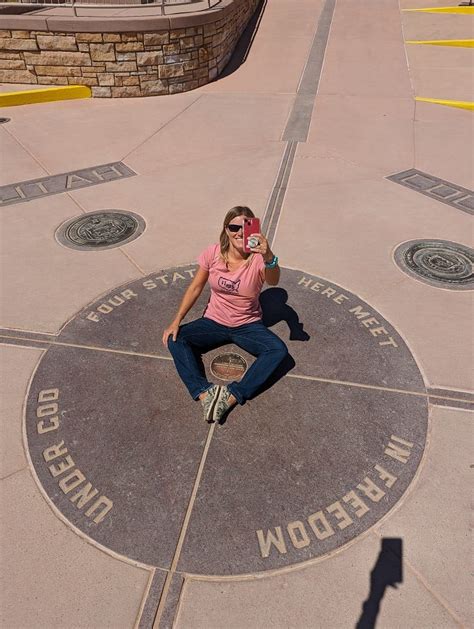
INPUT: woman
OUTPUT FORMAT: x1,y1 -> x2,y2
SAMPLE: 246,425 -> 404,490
162,206 -> 288,424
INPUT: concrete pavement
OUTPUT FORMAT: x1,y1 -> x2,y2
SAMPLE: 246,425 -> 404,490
1,0 -> 472,627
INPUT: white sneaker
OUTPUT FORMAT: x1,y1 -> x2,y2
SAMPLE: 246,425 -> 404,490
200,385 -> 221,423
213,385 -> 235,424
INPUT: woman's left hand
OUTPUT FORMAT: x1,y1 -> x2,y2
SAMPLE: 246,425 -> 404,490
250,233 -> 273,263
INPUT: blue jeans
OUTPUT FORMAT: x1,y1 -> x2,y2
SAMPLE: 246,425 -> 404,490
167,317 -> 288,404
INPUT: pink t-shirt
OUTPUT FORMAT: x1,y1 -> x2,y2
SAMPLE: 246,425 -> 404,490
198,243 -> 265,327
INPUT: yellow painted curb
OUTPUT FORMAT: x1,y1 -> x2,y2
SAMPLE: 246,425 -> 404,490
406,39 -> 474,47
402,6 -> 474,14
0,85 -> 91,108
416,97 -> 474,111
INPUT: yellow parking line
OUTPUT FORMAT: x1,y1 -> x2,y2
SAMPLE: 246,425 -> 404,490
0,85 -> 91,108
416,97 -> 474,111
406,39 -> 474,47
403,6 -> 474,13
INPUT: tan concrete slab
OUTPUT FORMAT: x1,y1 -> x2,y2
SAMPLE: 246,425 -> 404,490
319,0 -> 412,99
272,178 -> 473,390
357,274 -> 474,392
300,95 -> 415,175
0,91 -> 200,175
330,0 -> 406,43
415,95 -> 474,123
414,102 -> 473,189
405,43 -> 474,69
66,143 -> 284,273
123,93 -> 293,172
203,37 -> 315,94
275,177 -> 472,295
402,13 -> 474,42
0,194 -> 141,333
376,406 -> 473,625
0,468 -> 151,628
319,37 -> 412,98
175,533 -> 459,629
0,346 -> 42,479
412,66 -> 474,103
252,0 -> 323,39
201,0 -> 323,94
414,96 -> 474,123
0,126 -> 46,186
291,150 -> 380,187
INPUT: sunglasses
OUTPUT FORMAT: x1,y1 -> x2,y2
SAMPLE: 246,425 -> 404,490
227,224 -> 244,233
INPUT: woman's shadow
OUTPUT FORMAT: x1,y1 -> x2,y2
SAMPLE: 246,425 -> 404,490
260,287 -> 310,342
246,287 -> 309,400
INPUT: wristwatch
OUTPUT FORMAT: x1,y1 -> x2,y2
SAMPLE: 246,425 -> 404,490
264,255 -> 279,269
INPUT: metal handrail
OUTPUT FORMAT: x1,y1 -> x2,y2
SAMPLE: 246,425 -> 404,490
1,0 -> 222,16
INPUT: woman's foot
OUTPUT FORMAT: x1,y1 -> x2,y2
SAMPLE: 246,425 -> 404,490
200,385 -> 221,423
213,386 -> 237,424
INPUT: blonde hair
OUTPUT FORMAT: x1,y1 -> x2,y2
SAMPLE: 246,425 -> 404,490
219,206 -> 255,267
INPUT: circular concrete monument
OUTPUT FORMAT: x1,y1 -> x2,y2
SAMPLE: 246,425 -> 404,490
25,267 -> 428,575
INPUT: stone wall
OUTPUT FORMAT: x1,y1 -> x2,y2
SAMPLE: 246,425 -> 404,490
0,0 -> 259,96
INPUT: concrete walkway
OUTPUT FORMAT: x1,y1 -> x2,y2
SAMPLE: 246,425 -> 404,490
1,0 -> 472,628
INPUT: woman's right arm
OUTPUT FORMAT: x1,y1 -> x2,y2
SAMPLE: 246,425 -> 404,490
162,266 -> 209,346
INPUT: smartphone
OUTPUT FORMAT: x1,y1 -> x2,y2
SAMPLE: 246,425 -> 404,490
243,217 -> 261,253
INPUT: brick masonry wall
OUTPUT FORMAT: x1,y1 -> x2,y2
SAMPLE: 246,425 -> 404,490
0,0 -> 259,97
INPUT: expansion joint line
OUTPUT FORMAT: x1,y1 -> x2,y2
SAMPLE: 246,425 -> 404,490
263,140 -> 298,248
0,333 -> 174,361
262,0 -> 337,248
1,333 -> 472,408
287,374 -> 473,407
152,422 -> 217,628
120,95 -> 203,163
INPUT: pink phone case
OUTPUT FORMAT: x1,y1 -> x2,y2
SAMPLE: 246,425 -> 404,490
243,218 -> 261,253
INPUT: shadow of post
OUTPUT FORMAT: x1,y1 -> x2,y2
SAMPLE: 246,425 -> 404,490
356,538 -> 403,629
